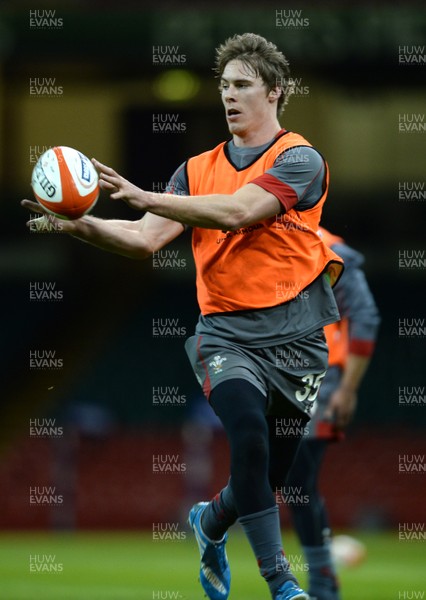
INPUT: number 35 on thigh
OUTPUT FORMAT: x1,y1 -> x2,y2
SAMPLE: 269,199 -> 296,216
295,371 -> 326,404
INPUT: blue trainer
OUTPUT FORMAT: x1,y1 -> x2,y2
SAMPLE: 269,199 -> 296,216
188,502 -> 231,600
275,580 -> 310,599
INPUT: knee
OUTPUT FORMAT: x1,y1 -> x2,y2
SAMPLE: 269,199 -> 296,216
285,461 -> 305,488
285,464 -> 318,501
230,413 -> 269,470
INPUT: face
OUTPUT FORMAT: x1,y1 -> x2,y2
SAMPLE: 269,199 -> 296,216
220,59 -> 279,141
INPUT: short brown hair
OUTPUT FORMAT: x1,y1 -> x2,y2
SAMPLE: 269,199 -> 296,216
214,33 -> 294,115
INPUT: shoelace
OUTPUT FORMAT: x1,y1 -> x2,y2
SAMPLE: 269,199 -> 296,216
202,564 -> 227,593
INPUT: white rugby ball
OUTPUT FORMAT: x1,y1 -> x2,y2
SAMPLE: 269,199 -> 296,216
31,146 -> 99,220
331,535 -> 367,567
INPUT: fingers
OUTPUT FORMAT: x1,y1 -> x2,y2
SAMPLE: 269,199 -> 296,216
335,412 -> 349,429
98,178 -> 124,203
21,199 -> 61,231
99,171 -> 119,185
322,404 -> 333,421
92,158 -> 123,187
21,199 -> 45,213
332,403 -> 352,428
91,158 -> 117,177
92,158 -> 123,195
98,178 -> 118,192
92,158 -> 129,201
91,158 -> 142,207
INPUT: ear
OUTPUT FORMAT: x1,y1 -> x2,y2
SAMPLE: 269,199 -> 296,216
268,87 -> 282,103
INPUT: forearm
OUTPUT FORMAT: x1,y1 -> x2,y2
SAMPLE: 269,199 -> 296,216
340,354 -> 371,392
142,191 -> 246,230
69,216 -> 151,259
325,354 -> 371,427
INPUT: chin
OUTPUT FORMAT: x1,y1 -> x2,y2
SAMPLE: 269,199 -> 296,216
228,123 -> 246,137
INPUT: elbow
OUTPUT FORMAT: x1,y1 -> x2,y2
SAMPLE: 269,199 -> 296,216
132,246 -> 153,261
123,241 -> 153,261
118,249 -> 149,260
131,250 -> 151,261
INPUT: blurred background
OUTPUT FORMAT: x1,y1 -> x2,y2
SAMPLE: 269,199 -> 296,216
0,1 -> 425,536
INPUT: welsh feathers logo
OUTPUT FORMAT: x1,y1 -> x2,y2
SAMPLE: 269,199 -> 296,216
209,355 -> 227,374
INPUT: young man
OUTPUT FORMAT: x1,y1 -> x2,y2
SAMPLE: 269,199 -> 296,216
285,228 -> 380,600
23,33 -> 343,600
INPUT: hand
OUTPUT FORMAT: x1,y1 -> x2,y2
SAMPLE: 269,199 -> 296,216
92,158 -> 149,211
323,386 -> 357,429
20,199 -> 74,233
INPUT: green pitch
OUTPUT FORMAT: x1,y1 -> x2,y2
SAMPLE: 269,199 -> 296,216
0,529 -> 424,599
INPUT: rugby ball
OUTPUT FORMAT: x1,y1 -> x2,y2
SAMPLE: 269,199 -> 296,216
31,146 -> 99,220
331,535 -> 367,567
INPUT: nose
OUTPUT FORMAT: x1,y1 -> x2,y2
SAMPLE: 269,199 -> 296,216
222,85 -> 237,101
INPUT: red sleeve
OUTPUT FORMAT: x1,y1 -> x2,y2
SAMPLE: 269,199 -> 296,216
348,339 -> 376,357
250,173 -> 298,212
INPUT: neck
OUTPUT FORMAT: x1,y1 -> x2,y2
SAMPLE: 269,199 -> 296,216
232,120 -> 283,148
